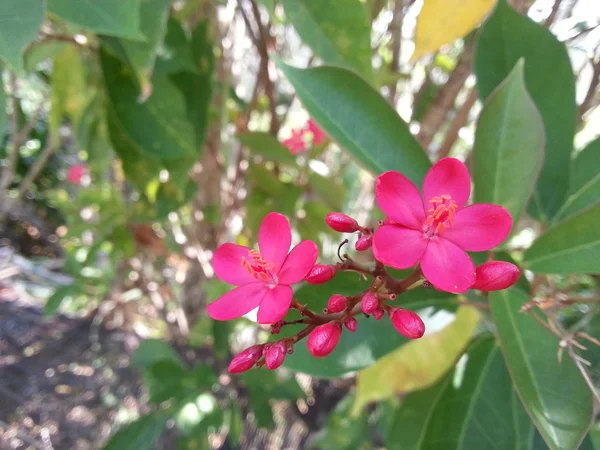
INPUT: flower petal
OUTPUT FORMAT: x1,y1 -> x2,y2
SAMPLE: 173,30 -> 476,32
376,171 -> 425,229
212,243 -> 256,286
373,225 -> 428,269
421,238 -> 475,293
258,212 -> 292,272
443,204 -> 513,252
278,240 -> 319,284
207,283 -> 266,321
422,158 -> 471,208
257,285 -> 293,324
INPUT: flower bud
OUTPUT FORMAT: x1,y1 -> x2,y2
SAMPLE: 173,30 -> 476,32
264,341 -> 287,370
344,317 -> 358,332
361,292 -> 379,315
327,294 -> 347,313
372,307 -> 384,321
325,212 -> 360,233
228,345 -> 263,373
307,322 -> 342,357
389,308 -> 425,339
473,261 -> 520,292
355,234 -> 372,251
305,264 -> 337,284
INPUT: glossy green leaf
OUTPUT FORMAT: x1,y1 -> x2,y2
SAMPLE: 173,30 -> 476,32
102,412 -> 168,450
48,0 -> 144,40
143,360 -> 188,403
490,288 -> 593,449
154,18 -> 199,75
24,41 -> 69,72
101,49 -> 196,160
312,394 -> 371,450
275,61 -> 431,184
0,0 -> 45,72
45,285 -> 79,317
282,272 -> 456,377
523,204 -> 600,274
473,59 -> 544,227
554,137 -> 600,221
281,0 -> 372,81
132,338 -> 184,369
308,171 -> 345,210
101,0 -> 172,93
238,132 -> 297,165
475,0 -> 576,221
388,337 -> 518,450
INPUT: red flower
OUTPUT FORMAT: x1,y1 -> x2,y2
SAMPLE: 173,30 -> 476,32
66,164 -> 87,184
282,129 -> 307,155
373,158 -> 512,293
473,261 -> 520,291
208,212 -> 318,324
306,119 -> 326,146
228,345 -> 264,373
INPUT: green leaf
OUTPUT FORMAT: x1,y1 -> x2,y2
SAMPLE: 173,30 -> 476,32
475,0 -> 576,221
24,41 -> 69,72
102,412 -> 168,450
554,137 -> 600,221
282,273 -> 456,377
275,61 -> 431,184
280,0 -> 372,81
101,49 -> 196,160
523,203 -> 600,274
312,394 -> 371,450
101,0 -> 173,94
154,18 -> 199,75
45,285 -> 79,317
132,338 -> 184,369
0,73 -> 7,139
238,132 -> 297,165
48,0 -> 144,40
490,288 -> 593,450
308,171 -> 345,210
143,360 -> 188,403
0,0 -> 45,72
388,337 -> 519,450
473,59 -> 544,227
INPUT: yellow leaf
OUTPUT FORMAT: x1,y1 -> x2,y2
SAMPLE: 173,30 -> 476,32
352,306 -> 480,415
411,0 -> 497,62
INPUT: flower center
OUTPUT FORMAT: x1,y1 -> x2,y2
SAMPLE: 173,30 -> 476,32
241,249 -> 277,284
422,194 -> 457,238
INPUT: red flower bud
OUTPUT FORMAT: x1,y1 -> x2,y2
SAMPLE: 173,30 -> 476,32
389,307 -> 425,339
325,212 -> 360,233
372,307 -> 384,320
228,344 -> 263,373
264,341 -> 287,370
327,294 -> 347,313
362,292 -> 379,315
307,322 -> 342,357
344,317 -> 358,332
305,264 -> 337,284
473,261 -> 520,292
355,234 -> 372,251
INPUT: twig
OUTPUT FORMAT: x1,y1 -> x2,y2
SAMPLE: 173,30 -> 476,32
388,0 -> 404,105
544,0 -> 563,27
436,88 -> 478,159
578,57 -> 600,124
0,73 -> 21,194
416,41 -> 474,149
17,139 -> 58,198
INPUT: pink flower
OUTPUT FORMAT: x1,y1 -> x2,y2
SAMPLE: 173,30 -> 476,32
207,212 -> 318,324
373,158 -> 512,293
327,294 -> 347,313
389,308 -> 425,339
66,164 -> 87,184
344,317 -> 358,332
325,212 -> 359,233
228,345 -> 264,373
355,234 -> 372,251
306,119 -> 326,146
473,261 -> 520,291
305,264 -> 337,284
361,292 -> 379,315
264,341 -> 287,370
282,129 -> 307,155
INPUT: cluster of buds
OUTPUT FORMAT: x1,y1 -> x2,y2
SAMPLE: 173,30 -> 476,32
209,158 -> 521,373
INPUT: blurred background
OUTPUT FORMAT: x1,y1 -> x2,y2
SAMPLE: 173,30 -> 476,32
1,0 -> 599,449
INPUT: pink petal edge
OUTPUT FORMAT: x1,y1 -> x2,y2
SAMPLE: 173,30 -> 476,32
257,285 -> 293,324
212,243 -> 257,286
258,212 -> 292,273
376,171 -> 425,230
373,225 -> 428,269
421,238 -> 475,293
422,158 -> 471,208
278,240 -> 319,285
207,283 -> 266,321
443,204 -> 512,252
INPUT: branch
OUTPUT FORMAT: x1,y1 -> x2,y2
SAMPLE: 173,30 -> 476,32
17,139 -> 59,198
388,0 -> 404,105
0,73 -> 21,194
578,57 -> 600,124
436,88 -> 478,159
544,0 -> 563,27
416,41 -> 474,149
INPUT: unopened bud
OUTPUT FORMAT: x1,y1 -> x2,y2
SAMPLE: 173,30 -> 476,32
325,212 -> 360,233
344,317 -> 358,332
389,307 -> 425,339
228,345 -> 263,373
264,341 -> 287,370
362,292 -> 379,315
307,322 -> 342,357
473,261 -> 520,292
305,264 -> 337,284
372,307 -> 384,320
355,234 -> 372,251
327,294 -> 347,313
